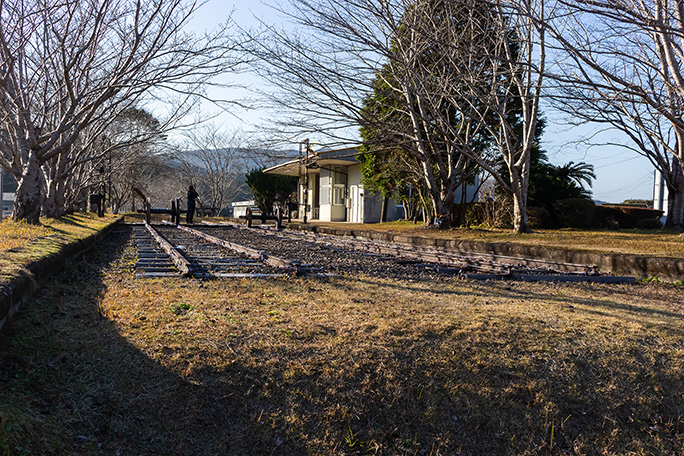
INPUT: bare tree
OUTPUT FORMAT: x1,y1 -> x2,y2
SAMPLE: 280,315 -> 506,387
0,0 -> 238,223
173,124 -> 250,215
474,0 -> 547,233
241,0 -> 546,231
547,0 -> 684,229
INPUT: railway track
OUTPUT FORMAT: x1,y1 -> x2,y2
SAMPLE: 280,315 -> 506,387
249,224 -> 598,275
134,223 -> 304,279
132,222 -> 635,283
198,222 -> 635,283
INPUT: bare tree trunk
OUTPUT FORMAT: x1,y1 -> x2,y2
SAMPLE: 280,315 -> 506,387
42,178 -> 67,219
665,165 -> 684,230
512,186 -> 531,233
380,195 -> 388,223
13,152 -> 43,224
510,160 -> 533,233
42,155 -> 69,218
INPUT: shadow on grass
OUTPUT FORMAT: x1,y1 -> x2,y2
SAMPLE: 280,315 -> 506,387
352,274 -> 684,327
478,279 -> 684,328
1,233 -> 683,455
0,226 -> 307,455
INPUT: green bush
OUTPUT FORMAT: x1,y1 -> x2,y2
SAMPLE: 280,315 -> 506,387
553,198 -> 596,228
598,205 -> 663,229
592,205 -> 663,229
594,205 -> 621,229
464,202 -> 485,226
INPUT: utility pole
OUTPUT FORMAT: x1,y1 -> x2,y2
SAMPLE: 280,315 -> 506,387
300,139 -> 309,224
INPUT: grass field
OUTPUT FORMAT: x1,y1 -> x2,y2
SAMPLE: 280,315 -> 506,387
0,213 -> 119,279
1,226 -> 683,455
0,219 -> 54,255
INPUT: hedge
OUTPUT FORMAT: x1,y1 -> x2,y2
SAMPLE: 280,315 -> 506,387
453,201 -> 664,230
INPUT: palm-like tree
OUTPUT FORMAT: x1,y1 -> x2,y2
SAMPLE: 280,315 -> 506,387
553,161 -> 596,190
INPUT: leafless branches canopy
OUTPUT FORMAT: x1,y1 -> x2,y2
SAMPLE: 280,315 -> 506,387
548,0 -> 684,227
172,124 -> 251,215
0,0 -> 238,223
242,0 -> 547,231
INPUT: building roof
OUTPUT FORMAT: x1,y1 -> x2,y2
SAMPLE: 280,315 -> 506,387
263,146 -> 361,176
231,200 -> 256,207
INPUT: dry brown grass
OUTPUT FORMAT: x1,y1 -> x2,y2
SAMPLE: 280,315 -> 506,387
0,219 -> 54,254
1,225 -> 683,455
0,213 -> 119,280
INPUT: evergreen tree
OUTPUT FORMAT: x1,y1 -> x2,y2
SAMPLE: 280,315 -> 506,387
245,169 -> 298,215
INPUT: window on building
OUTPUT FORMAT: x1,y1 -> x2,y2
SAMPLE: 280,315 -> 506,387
320,186 -> 330,205
332,186 -> 346,205
332,167 -> 347,206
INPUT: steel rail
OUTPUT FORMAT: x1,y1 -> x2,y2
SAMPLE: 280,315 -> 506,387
176,225 -> 301,272
144,222 -> 192,276
254,225 -> 599,276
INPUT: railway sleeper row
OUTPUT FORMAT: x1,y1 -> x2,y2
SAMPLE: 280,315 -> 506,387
235,223 -> 593,276
134,222 -> 635,283
134,226 -> 182,278
134,224 -> 280,278
141,223 -> 321,279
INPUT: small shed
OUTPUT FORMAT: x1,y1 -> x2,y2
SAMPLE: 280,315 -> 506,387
231,200 -> 261,218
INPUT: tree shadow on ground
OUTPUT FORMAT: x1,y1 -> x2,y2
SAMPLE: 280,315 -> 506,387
1,229 -> 683,455
0,226 -> 307,455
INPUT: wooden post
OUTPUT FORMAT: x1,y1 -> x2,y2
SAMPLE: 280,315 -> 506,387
175,198 -> 181,225
246,207 -> 253,228
276,207 -> 283,230
145,197 -> 151,224
170,200 -> 176,224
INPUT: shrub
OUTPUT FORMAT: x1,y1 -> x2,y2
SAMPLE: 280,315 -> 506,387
527,206 -> 552,229
481,196 -> 513,228
463,202 -> 484,226
636,218 -> 663,230
452,200 -> 512,228
598,205 -> 663,229
594,205 -> 621,229
553,198 -> 596,228
452,202 -> 482,227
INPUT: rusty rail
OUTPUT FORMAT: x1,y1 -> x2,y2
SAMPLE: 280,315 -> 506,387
176,225 -> 301,272
293,229 -> 597,275
144,222 -> 192,276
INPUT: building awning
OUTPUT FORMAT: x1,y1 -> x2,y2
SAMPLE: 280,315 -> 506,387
263,146 -> 361,176
231,200 -> 256,207
263,159 -> 301,176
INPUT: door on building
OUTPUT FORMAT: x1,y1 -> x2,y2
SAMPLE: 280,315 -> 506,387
312,174 -> 320,219
349,186 -> 364,223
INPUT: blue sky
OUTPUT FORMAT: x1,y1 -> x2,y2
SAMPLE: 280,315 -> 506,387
184,0 -> 655,204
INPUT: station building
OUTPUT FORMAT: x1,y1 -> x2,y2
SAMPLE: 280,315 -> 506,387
264,146 -> 479,224
264,147 -> 405,223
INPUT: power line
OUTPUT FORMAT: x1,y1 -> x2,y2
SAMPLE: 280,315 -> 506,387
599,171 -> 653,197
